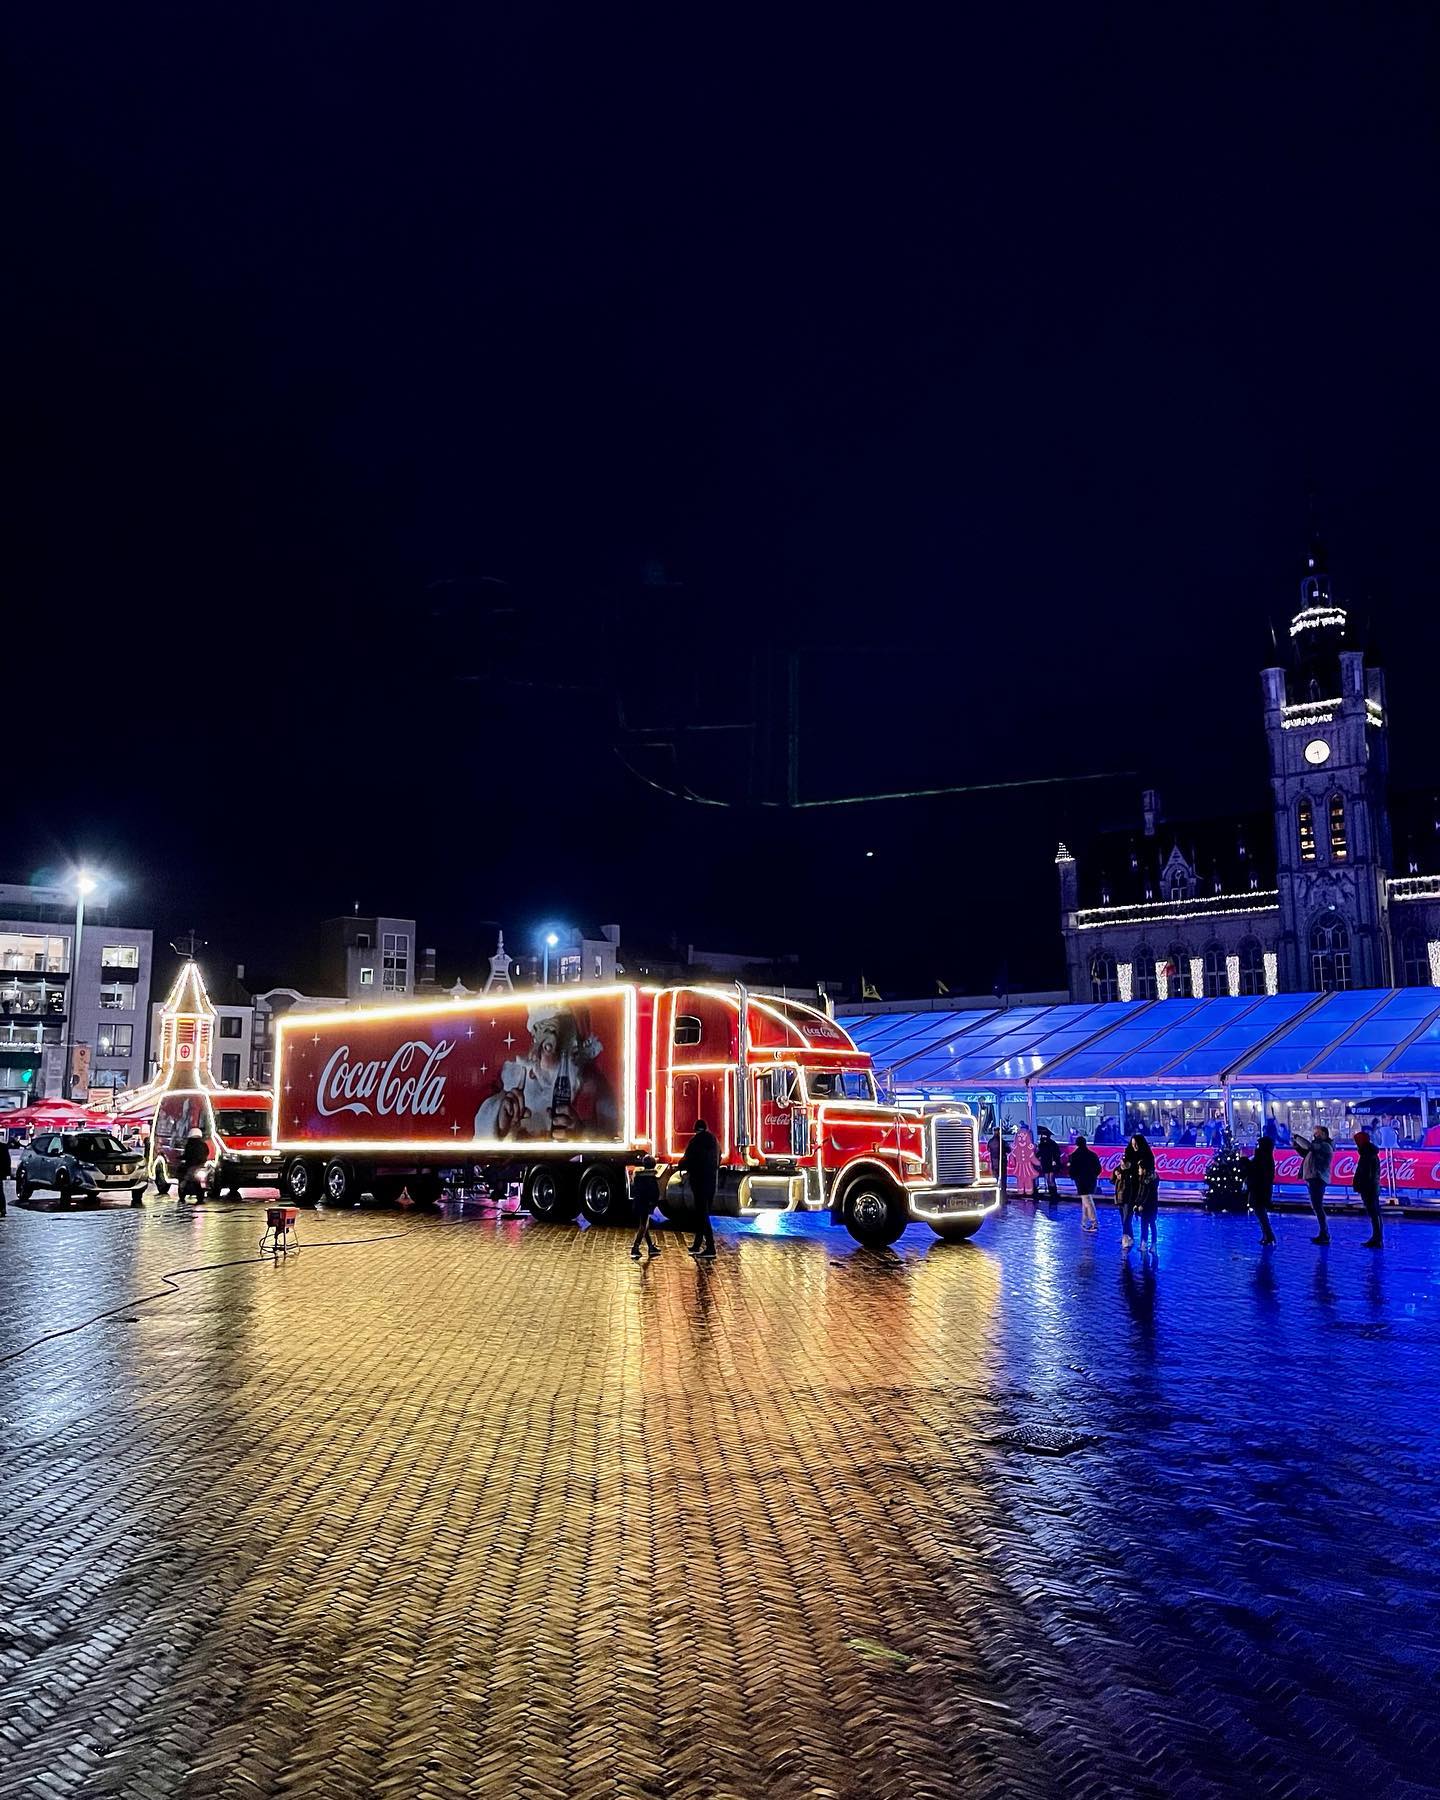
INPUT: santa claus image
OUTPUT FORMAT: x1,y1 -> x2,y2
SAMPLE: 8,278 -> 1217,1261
474,1001 -> 617,1141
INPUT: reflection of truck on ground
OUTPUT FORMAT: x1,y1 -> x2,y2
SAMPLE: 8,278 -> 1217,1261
150,1088 -> 284,1198
272,984 -> 998,1246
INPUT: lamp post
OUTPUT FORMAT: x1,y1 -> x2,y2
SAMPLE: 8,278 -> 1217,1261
542,931 -> 560,987
65,869 -> 98,1100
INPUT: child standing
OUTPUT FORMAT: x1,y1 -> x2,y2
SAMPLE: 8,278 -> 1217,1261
629,1155 -> 664,1260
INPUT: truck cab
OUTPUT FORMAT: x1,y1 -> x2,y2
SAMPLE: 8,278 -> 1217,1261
657,986 -> 998,1245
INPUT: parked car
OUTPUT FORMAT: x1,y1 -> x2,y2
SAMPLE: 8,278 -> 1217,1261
16,1130 -> 148,1205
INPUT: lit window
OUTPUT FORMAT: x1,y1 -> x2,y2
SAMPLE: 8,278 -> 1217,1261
1167,948 -> 1193,998
558,953 -> 582,982
96,1023 -> 133,1056
1298,797 -> 1316,863
1131,949 -> 1157,1001
98,981 -> 131,1010
1201,945 -> 1226,997
101,945 -> 139,969
359,967 -> 375,986
1089,954 -> 1119,1003
1329,793 -> 1347,859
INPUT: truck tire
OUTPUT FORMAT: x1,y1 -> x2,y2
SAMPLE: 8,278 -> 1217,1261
372,1175 -> 405,1206
285,1158 -> 319,1206
323,1159 -> 359,1207
579,1163 -> 630,1226
930,1218 -> 982,1243
524,1163 -> 578,1223
841,1178 -> 907,1249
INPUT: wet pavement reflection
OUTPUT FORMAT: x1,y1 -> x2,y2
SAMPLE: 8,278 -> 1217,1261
1,1198 -> 1437,1797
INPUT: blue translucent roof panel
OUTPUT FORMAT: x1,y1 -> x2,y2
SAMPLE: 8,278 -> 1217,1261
1308,991 -> 1440,1076
1232,991 -> 1385,1078
1159,994 -> 1318,1079
1386,1014 -> 1440,1077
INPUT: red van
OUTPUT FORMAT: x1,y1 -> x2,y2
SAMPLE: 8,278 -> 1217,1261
151,1088 -> 281,1197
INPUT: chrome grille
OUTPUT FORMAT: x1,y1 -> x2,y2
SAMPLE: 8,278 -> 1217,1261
933,1114 -> 977,1185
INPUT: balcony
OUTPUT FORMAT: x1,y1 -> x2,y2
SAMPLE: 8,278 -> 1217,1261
0,1024 -> 44,1054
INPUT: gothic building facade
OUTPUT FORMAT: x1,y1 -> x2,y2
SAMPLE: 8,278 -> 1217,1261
1059,548 -> 1440,1003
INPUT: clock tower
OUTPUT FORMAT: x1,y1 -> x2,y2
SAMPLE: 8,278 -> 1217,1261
1261,540 -> 1392,991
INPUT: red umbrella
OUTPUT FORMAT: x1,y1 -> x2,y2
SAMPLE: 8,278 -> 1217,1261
0,1098 -> 106,1128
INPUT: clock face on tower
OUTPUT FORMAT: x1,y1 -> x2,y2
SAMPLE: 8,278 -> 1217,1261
1304,738 -> 1331,766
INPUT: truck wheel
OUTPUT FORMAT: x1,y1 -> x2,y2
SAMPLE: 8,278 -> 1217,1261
323,1160 -> 358,1207
285,1159 -> 318,1206
579,1163 -> 630,1226
842,1179 -> 907,1248
524,1164 -> 578,1223
152,1160 -> 171,1197
930,1218 -> 982,1243
372,1175 -> 405,1206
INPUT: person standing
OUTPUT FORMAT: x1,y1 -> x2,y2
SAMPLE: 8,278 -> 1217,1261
1352,1129 -> 1383,1249
0,1132 -> 10,1213
1373,1115 -> 1400,1204
1137,1159 -> 1160,1252
178,1127 -> 209,1202
1293,1124 -> 1333,1244
1115,1132 -> 1155,1250
1035,1127 -> 1061,1198
1068,1133 -> 1101,1233
680,1117 -> 720,1258
1245,1134 -> 1278,1247
1008,1124 -> 1039,1199
987,1125 -> 1008,1194
628,1155 -> 664,1260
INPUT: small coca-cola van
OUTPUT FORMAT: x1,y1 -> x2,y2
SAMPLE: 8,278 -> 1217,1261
151,1087 -> 281,1197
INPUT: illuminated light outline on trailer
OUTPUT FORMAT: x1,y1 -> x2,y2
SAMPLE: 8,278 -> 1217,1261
272,984 -> 641,1157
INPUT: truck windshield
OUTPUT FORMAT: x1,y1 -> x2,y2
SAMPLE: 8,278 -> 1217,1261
808,1070 -> 876,1102
215,1108 -> 270,1137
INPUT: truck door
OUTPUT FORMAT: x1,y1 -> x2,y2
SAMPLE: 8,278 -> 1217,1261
756,1066 -> 805,1159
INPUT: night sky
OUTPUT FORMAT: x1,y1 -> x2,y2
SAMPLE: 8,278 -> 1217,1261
10,3 -> 1439,995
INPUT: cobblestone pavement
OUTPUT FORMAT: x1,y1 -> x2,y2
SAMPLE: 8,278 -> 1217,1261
2,1196 -> 1439,1800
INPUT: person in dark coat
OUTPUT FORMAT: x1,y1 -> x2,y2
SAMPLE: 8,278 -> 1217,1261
1035,1126 -> 1062,1197
1068,1134 -> 1101,1233
1352,1129 -> 1383,1249
179,1127 -> 209,1201
1293,1124 -> 1333,1244
1114,1133 -> 1155,1250
987,1126 -> 1008,1193
0,1133 -> 10,1213
1245,1134 -> 1277,1246
629,1154 -> 664,1260
680,1118 -> 720,1258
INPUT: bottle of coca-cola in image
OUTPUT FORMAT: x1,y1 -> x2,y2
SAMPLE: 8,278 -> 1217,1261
550,1069 -> 572,1135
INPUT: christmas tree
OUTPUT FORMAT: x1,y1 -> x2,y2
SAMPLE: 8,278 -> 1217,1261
1203,1131 -> 1250,1213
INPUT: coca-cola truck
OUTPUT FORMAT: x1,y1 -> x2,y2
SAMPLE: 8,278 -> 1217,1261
272,984 -> 998,1246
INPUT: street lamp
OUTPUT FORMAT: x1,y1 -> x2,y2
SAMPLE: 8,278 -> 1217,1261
65,869 -> 100,1101
543,931 -> 560,987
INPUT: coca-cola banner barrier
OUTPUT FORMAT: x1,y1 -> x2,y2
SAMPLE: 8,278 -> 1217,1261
275,991 -> 630,1151
978,1143 -> 1440,1192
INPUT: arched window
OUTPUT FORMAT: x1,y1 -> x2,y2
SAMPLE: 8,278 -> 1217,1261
1309,911 -> 1351,992
1297,796 -> 1317,863
1132,947 -> 1157,1001
1400,931 -> 1431,988
1089,953 -> 1119,1004
1166,946 -> 1194,998
1201,943 -> 1226,997
1237,938 -> 1267,997
1328,793 -> 1348,860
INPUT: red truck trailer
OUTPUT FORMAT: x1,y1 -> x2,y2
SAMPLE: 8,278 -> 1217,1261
272,983 -> 998,1246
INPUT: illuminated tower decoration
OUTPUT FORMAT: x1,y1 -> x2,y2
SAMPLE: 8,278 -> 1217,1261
483,931 -> 515,993
109,960 -> 223,1116
1261,537 -> 1392,991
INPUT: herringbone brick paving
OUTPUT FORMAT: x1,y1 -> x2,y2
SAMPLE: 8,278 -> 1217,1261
1,1200 -> 1437,1798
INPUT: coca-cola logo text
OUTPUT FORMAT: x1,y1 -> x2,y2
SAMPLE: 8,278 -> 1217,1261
315,1039 -> 453,1118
